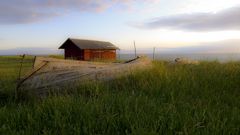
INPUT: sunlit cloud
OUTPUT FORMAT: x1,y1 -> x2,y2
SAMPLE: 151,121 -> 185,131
0,0 -> 159,24
173,39 -> 240,53
133,6 -> 240,31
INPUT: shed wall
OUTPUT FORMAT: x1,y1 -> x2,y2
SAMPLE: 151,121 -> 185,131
62,42 -> 116,61
84,49 -> 116,61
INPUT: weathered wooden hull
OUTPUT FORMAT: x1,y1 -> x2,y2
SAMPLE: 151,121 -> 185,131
18,56 -> 152,97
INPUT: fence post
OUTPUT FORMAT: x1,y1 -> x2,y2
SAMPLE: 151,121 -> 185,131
118,49 -> 121,60
153,47 -> 156,60
18,54 -> 25,80
32,56 -> 36,69
134,41 -> 137,58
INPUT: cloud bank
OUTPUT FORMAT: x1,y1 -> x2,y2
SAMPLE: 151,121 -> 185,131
134,6 -> 240,31
1,39 -> 239,55
0,0 -> 157,24
172,39 -> 240,53
0,47 -> 62,55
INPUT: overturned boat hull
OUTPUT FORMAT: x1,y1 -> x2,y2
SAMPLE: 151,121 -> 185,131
18,56 -> 152,97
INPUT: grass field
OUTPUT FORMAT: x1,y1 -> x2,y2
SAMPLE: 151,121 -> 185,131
0,56 -> 239,135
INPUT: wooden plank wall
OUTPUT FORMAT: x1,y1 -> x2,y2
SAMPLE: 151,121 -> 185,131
84,49 -> 116,61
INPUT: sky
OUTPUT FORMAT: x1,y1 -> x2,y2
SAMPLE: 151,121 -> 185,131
0,0 -> 240,53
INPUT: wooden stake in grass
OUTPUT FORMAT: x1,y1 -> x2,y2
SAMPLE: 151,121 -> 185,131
134,40 -> 137,58
18,54 -> 25,80
32,56 -> 36,69
16,54 -> 25,99
153,47 -> 156,60
118,49 -> 121,60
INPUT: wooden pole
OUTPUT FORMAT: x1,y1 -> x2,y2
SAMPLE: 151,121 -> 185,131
16,61 -> 49,90
118,49 -> 121,60
18,54 -> 25,80
153,47 -> 156,60
134,41 -> 137,58
32,56 -> 36,69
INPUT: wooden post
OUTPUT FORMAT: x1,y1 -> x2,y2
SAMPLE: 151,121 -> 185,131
32,56 -> 36,69
118,49 -> 121,60
153,47 -> 156,60
16,61 -> 49,91
134,41 -> 137,58
18,54 -> 25,80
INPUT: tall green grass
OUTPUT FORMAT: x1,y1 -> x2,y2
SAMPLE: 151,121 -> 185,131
0,56 -> 239,134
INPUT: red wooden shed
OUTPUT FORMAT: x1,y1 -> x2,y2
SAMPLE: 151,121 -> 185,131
59,38 -> 119,61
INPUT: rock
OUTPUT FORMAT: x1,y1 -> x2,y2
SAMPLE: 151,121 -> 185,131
173,58 -> 199,65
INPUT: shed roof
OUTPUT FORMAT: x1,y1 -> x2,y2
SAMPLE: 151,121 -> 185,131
59,38 -> 119,50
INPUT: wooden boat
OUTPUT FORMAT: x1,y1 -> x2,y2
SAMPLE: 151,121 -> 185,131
17,56 -> 152,97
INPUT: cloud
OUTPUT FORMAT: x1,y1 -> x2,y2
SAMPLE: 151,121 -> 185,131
0,47 -> 62,55
0,0 -> 112,24
133,6 -> 240,31
119,39 -> 240,55
0,0 -> 158,24
172,39 -> 240,53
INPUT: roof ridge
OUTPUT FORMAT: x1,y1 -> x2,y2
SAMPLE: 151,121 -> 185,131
59,38 -> 119,50
69,38 -> 110,43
